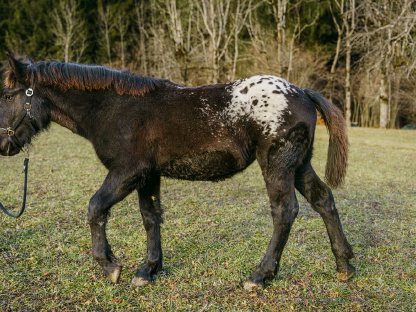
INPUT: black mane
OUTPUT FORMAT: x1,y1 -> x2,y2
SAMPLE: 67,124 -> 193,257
6,60 -> 164,96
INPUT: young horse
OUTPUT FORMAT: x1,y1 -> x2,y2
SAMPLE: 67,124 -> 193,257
0,55 -> 355,289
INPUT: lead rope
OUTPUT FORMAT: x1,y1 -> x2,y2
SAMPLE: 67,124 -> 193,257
0,157 -> 29,218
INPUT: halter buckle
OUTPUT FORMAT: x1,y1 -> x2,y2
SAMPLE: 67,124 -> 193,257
6,128 -> 15,136
25,88 -> 34,97
24,102 -> 33,118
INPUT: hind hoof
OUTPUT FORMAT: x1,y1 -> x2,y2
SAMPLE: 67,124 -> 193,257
131,276 -> 150,287
243,280 -> 263,291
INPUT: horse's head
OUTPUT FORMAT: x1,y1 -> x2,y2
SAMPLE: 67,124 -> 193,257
0,53 -> 50,156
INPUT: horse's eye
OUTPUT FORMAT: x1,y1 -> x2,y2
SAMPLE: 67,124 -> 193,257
3,94 -> 13,101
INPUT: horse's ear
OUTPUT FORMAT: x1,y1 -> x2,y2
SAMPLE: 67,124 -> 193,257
7,51 -> 28,83
25,56 -> 34,64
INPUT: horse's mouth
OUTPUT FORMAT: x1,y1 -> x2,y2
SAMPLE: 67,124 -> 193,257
0,139 -> 21,156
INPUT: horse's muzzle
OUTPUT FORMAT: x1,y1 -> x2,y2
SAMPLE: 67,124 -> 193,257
0,137 -> 20,156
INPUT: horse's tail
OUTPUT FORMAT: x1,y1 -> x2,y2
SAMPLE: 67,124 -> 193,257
304,89 -> 348,188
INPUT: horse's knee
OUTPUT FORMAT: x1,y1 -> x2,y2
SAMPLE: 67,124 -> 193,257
139,197 -> 163,230
88,195 -> 108,224
270,194 -> 299,226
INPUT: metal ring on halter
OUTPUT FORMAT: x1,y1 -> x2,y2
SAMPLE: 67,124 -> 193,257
25,88 -> 34,97
7,128 -> 15,136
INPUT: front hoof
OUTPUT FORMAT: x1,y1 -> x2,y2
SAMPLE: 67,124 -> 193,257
131,276 -> 150,287
243,280 -> 263,291
104,265 -> 122,284
337,264 -> 356,282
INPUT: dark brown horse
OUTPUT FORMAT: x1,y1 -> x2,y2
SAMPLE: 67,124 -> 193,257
0,54 -> 355,289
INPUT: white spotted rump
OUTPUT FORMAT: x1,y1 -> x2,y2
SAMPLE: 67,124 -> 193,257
226,75 -> 295,136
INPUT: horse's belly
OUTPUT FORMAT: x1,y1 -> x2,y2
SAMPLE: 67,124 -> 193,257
159,151 -> 252,181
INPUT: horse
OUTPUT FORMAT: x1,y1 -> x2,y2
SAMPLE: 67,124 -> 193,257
0,54 -> 355,289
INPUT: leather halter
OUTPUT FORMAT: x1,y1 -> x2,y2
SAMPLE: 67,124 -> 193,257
0,88 -> 35,144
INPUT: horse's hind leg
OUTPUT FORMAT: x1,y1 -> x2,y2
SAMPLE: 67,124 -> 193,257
132,175 -> 163,287
244,127 -> 308,290
295,162 -> 355,281
244,175 -> 299,290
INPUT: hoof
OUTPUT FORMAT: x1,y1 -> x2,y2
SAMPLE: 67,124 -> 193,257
243,280 -> 263,291
107,265 -> 122,284
337,265 -> 356,282
131,276 -> 150,287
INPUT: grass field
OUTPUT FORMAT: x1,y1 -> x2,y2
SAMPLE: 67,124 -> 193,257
0,125 -> 415,311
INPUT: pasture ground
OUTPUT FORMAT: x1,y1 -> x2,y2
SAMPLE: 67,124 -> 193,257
0,126 -> 415,311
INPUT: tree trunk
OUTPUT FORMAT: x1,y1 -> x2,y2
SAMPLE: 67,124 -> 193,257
103,16 -> 111,66
136,1 -> 148,75
344,0 -> 355,127
274,0 -> 287,77
345,29 -> 352,127
118,15 -> 126,69
379,74 -> 389,128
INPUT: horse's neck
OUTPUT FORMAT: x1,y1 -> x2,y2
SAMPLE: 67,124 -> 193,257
50,108 -> 79,134
47,89 -> 89,135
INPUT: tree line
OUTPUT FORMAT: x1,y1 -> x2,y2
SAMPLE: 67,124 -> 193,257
1,0 -> 415,128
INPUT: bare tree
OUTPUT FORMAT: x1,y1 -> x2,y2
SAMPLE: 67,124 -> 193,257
138,0 -> 178,79
286,0 -> 319,81
195,0 -> 234,83
135,0 -> 149,75
230,0 -> 257,80
246,4 -> 269,70
52,0 -> 87,62
162,0 -> 195,83
343,0 -> 356,127
115,12 -> 128,69
271,0 -> 288,76
329,0 -> 344,77
354,0 -> 416,128
329,0 -> 356,126
98,0 -> 116,66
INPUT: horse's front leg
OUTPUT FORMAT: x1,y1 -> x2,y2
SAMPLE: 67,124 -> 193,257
88,169 -> 136,283
132,175 -> 163,287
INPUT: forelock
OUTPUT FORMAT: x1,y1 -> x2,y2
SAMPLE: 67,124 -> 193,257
4,69 -> 17,89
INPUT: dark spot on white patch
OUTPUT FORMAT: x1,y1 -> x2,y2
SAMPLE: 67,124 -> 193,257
262,95 -> 267,98
252,99 -> 258,106
257,81 -> 262,84
240,86 -> 248,94
250,82 -> 255,87
268,82 -> 273,84
272,90 -> 280,94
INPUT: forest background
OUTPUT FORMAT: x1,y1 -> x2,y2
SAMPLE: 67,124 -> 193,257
0,0 -> 415,128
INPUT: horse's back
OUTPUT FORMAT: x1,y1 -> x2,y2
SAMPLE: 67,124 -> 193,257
137,75 -> 316,181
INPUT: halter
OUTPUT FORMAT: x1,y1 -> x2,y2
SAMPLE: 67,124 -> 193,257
0,87 -> 35,218
0,88 -> 35,142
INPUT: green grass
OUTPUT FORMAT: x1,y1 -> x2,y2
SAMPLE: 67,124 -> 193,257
0,126 -> 415,311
